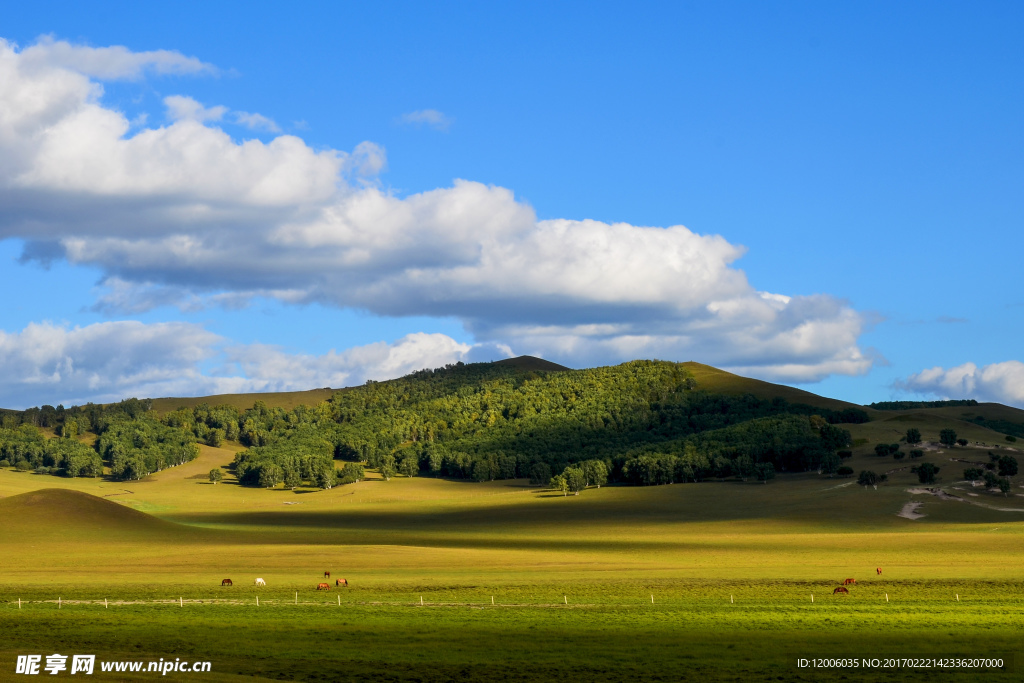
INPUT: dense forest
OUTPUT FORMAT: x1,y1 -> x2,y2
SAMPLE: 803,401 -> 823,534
0,360 -> 872,488
869,399 -> 979,410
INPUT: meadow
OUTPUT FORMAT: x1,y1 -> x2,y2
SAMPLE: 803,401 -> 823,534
1,434 -> 1023,682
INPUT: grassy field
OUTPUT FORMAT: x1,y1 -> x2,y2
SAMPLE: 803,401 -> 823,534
1,431 -> 1023,682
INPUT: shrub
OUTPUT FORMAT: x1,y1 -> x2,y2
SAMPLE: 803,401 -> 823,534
1007,436 -> 1018,443
998,455 -> 1018,478
909,449 -> 924,459
905,428 -> 922,445
964,468 -> 983,482
911,462 -> 940,484
0,459 -> 9,468
837,466 -> 854,477
34,466 -> 50,474
956,438 -> 968,447
939,429 -> 957,447
837,450 -> 852,459
338,462 -> 364,485
14,460 -> 31,471
893,450 -> 905,460
208,468 -> 223,484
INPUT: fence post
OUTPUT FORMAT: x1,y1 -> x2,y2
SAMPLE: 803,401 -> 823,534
180,597 -> 183,607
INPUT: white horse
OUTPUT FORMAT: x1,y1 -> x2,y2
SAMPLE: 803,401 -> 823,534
254,578 -> 266,587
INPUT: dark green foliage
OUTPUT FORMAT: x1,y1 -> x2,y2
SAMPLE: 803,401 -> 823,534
956,438 -> 968,447
209,469 -> 223,484
837,450 -> 852,459
857,470 -> 886,487
233,425 -> 336,488
0,425 -> 103,477
0,459 -> 9,468
997,478 -> 1011,495
893,450 -> 905,460
939,429 -> 957,448
963,468 -> 982,482
998,455 -> 1018,478
909,449 -> 924,459
98,416 -> 200,480
874,443 -> 900,457
837,465 -> 853,477
968,415 -> 1024,439
984,471 -> 999,488
912,462 -> 940,484
869,400 -> 978,410
338,462 -> 364,485
527,462 -> 551,486
754,462 -> 776,483
905,428 -> 921,445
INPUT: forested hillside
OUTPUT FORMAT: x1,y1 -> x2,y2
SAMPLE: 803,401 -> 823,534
0,360 -> 873,489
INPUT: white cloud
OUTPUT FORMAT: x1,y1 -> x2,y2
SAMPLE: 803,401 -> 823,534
0,320 -> 487,409
16,35 -> 215,80
0,37 -> 874,384
399,109 -> 453,131
233,111 -> 281,132
899,361 -> 1024,407
164,95 -> 227,123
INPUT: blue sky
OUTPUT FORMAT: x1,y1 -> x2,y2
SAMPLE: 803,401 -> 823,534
1,1 -> 1023,409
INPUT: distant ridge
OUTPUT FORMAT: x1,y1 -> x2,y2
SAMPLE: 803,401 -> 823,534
492,355 -> 570,372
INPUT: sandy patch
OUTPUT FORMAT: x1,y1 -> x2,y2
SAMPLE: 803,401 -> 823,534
906,487 -> 963,502
898,502 -> 925,520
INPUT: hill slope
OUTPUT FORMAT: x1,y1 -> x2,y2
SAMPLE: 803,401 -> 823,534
0,488 -> 185,539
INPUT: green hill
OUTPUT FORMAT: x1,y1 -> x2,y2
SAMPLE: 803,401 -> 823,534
0,488 -> 183,539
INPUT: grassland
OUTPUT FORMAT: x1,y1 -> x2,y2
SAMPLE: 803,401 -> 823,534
2,434 -> 1023,682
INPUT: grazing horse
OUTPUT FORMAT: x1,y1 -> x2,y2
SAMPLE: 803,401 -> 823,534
324,571 -> 330,578
221,579 -> 233,586
254,578 -> 266,587
876,567 -> 882,576
833,586 -> 849,595
336,578 -> 348,587
317,582 -> 331,591
843,578 -> 856,585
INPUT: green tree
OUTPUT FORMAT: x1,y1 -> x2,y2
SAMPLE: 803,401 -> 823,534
339,462 -> 364,484
582,459 -> 608,488
998,455 -> 1018,478
564,466 -> 587,495
837,465 -> 854,477
963,468 -> 983,483
754,462 -> 776,484
820,452 -> 841,477
398,452 -> 419,477
379,453 -> 397,481
550,473 -> 569,497
283,467 -> 302,490
208,468 -> 223,484
909,449 -> 924,459
258,464 -> 283,488
905,428 -> 922,445
956,438 -> 968,447
939,429 -> 957,448
997,478 -> 1011,496
857,470 -> 887,489
528,462 -> 552,486
912,462 -> 940,484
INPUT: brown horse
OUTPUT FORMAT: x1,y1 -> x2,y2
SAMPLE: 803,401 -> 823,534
833,586 -> 849,594
317,582 -> 331,591
324,571 -> 330,578
221,579 -> 233,586
336,578 -> 348,587
876,567 -> 882,576
843,578 -> 856,585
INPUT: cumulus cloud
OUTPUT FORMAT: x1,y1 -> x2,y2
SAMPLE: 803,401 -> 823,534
15,35 -> 216,80
0,321 -> 486,409
164,95 -> 227,123
0,37 -> 874,383
233,111 -> 281,132
899,361 -> 1024,407
399,109 -> 453,131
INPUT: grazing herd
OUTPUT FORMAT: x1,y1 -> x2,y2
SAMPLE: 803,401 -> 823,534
218,571 -> 349,590
831,569 -> 882,596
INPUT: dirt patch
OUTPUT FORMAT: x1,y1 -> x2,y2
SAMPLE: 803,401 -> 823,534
906,487 -> 964,502
898,502 -> 925,520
